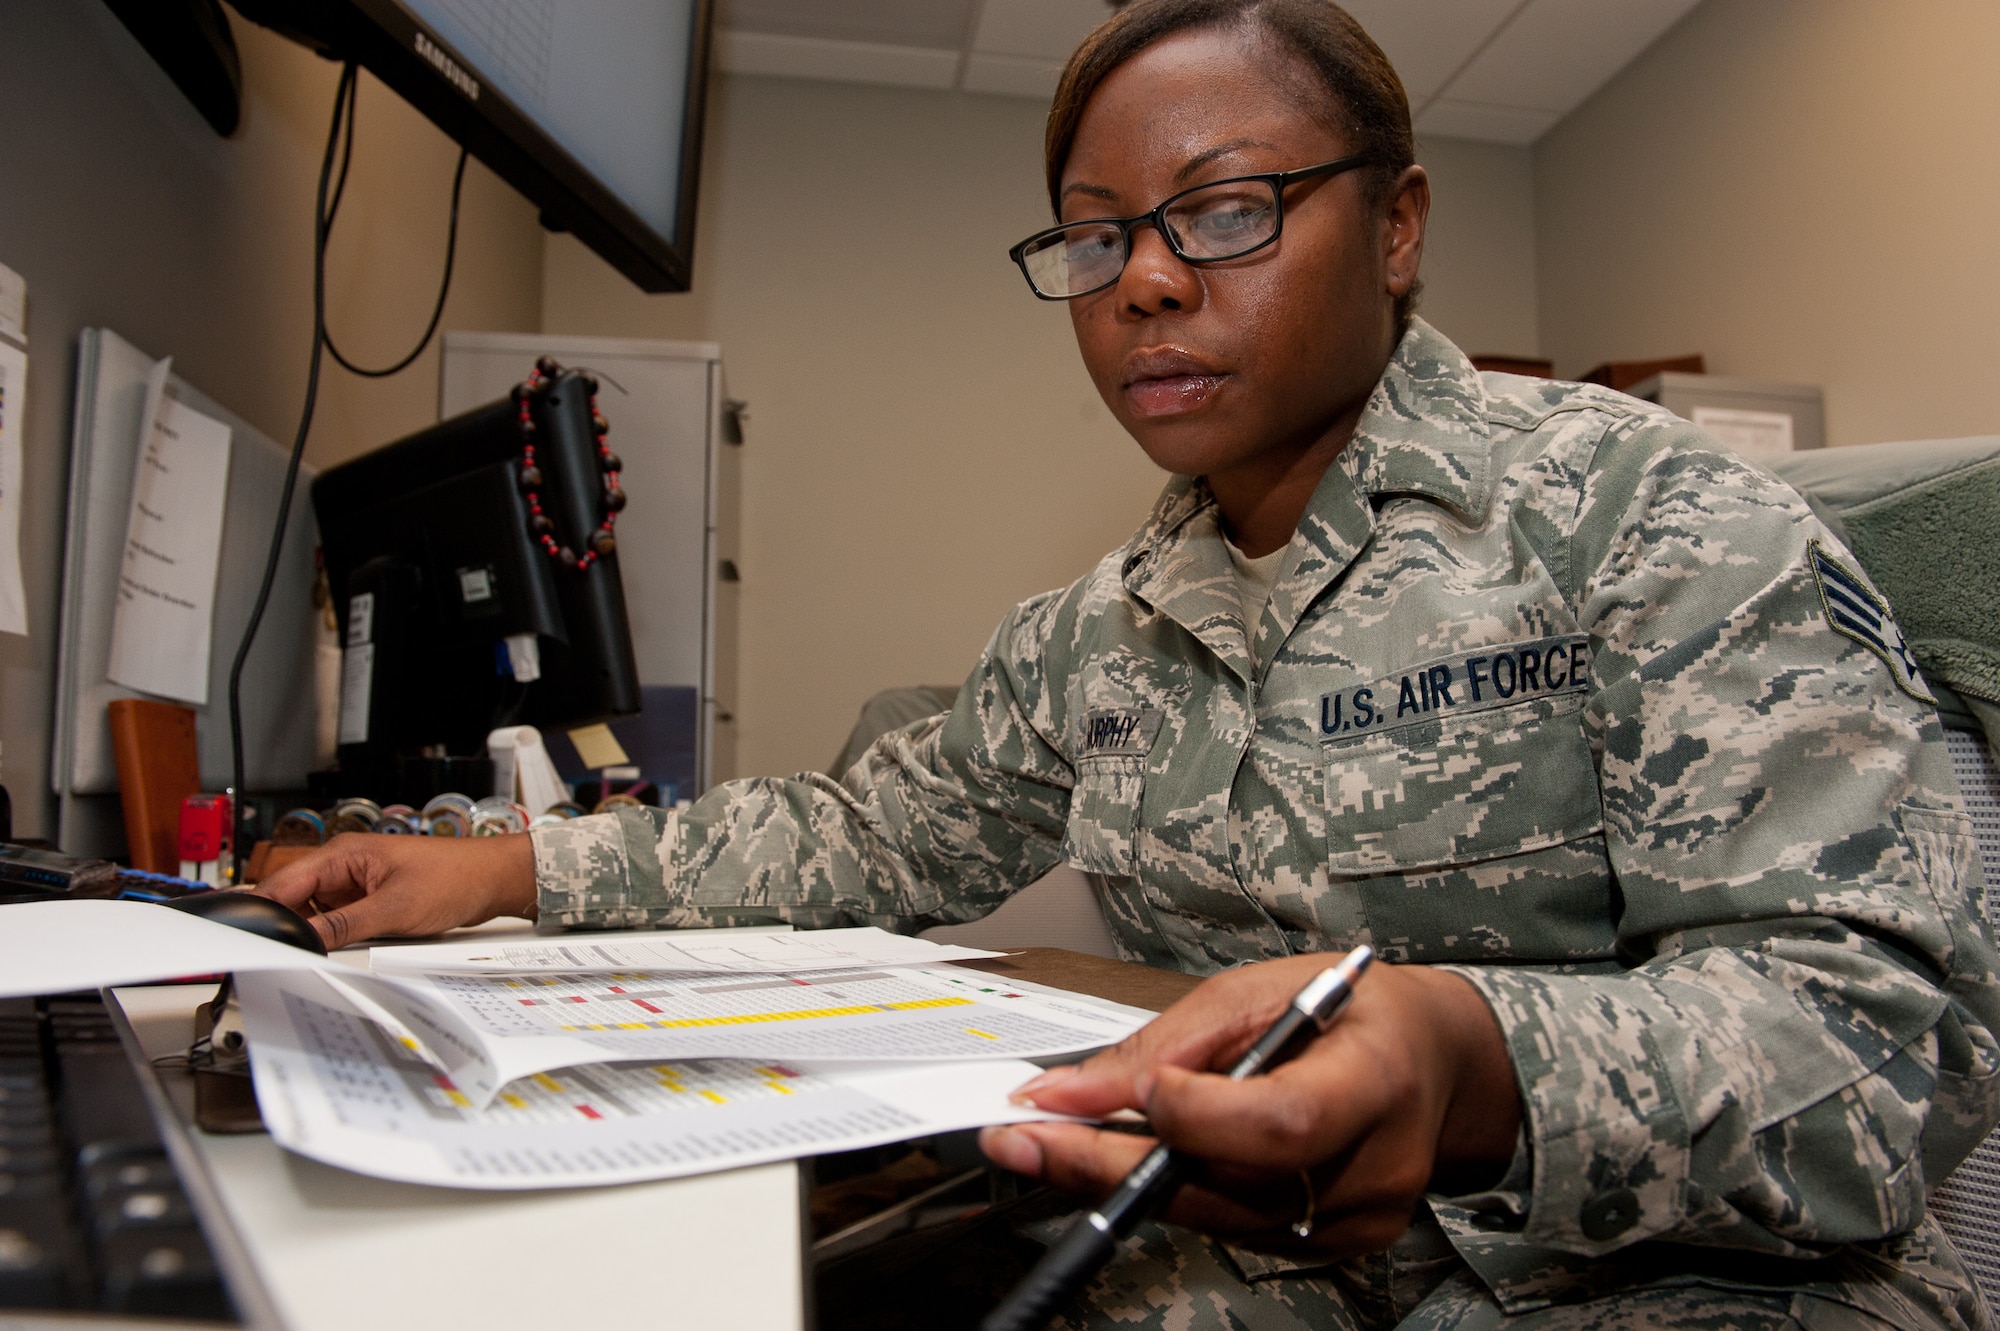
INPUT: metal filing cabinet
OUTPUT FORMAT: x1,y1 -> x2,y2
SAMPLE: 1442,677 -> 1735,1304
441,333 -> 740,791
1628,371 -> 1825,459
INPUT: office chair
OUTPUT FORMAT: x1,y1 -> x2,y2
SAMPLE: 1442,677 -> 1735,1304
1773,437 -> 2000,1301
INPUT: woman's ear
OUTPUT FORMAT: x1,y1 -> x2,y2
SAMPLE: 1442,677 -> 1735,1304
1383,165 -> 1430,298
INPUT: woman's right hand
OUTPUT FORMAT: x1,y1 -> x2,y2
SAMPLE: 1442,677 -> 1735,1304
253,832 -> 538,950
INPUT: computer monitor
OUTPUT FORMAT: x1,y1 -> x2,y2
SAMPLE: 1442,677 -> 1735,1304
311,365 -> 641,778
232,0 -> 712,292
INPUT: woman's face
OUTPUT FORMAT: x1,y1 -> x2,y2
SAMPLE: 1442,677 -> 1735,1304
1061,27 -> 1426,486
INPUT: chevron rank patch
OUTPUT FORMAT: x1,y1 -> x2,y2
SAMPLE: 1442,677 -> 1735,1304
1810,541 -> 1935,704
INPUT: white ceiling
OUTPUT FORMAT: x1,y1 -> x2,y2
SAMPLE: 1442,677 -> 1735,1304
713,0 -> 1705,145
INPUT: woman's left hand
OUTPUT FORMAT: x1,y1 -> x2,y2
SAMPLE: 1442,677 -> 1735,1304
978,953 -> 1521,1257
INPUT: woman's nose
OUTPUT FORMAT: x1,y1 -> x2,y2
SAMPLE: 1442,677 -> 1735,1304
1116,222 -> 1201,316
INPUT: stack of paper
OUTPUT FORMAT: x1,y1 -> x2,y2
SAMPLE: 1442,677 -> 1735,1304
0,901 -> 1153,1190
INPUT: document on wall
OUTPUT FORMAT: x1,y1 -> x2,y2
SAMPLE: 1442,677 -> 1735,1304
238,968 -> 1069,1190
106,358 -> 233,703
0,336 -> 29,637
370,925 -> 1004,976
0,261 -> 25,346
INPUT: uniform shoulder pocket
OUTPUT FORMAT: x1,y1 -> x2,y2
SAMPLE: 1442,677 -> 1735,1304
1896,801 -> 1988,958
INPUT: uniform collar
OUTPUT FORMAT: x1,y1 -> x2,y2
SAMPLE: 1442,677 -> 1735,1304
1121,321 -> 1496,680
1333,316 -> 1495,522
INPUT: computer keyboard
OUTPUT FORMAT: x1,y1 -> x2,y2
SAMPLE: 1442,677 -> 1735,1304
0,991 -> 237,1326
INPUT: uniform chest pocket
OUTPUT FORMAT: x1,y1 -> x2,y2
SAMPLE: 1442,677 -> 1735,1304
1062,706 -> 1165,878
1323,693 -> 1601,875
1064,757 -> 1146,877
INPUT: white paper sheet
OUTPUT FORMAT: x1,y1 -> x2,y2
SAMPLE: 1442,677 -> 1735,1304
238,968 -> 1066,1190
371,925 -> 1003,975
0,339 -> 28,637
106,383 -> 233,703
336,962 -> 1147,1108
1692,405 -> 1794,457
0,899 -> 347,998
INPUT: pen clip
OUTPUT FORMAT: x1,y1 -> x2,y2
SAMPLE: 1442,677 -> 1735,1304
1292,945 -> 1374,1032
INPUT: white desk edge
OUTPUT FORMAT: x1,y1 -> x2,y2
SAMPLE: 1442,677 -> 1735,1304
107,921 -> 810,1331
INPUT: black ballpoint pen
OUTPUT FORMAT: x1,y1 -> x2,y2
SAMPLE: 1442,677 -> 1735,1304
979,945 -> 1377,1331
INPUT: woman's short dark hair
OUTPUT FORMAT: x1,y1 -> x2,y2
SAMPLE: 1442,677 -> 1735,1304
1045,0 -> 1420,324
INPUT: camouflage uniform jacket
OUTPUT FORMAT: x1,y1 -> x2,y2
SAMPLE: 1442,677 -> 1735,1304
533,318 -> 2000,1312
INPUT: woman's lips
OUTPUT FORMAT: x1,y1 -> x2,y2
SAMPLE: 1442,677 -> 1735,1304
1121,349 -> 1228,417
1125,373 -> 1225,416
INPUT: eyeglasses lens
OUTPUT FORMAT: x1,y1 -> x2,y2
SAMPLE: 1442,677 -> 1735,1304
1022,223 -> 1125,298
1166,181 -> 1279,259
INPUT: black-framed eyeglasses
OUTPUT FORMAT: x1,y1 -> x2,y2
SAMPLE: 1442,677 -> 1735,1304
1008,152 -> 1374,301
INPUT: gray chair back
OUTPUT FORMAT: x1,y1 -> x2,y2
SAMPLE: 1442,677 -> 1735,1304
1924,726 -> 2000,1300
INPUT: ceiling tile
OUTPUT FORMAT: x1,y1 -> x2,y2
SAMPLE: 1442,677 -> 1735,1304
718,0 -> 979,50
715,31 -> 959,90
1337,0 -> 1526,101
962,52 -> 1065,98
1442,0 -> 1702,113
972,0 -> 1117,61
1414,97 -> 1559,145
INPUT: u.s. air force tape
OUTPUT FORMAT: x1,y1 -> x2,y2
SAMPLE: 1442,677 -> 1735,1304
1319,634 -> 1590,742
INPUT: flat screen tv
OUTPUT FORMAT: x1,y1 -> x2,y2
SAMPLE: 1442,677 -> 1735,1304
234,0 -> 712,292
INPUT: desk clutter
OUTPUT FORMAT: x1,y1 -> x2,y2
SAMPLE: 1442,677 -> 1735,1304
106,685 -> 676,888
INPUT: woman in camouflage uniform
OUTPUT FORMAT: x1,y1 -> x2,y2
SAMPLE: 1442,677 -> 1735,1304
263,2 -> 2000,1327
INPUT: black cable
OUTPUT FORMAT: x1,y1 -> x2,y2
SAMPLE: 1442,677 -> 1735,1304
322,74 -> 468,379
227,60 -> 354,867
325,71 -> 358,233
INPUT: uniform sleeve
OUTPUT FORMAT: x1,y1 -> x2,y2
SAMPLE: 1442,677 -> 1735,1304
1437,417 -> 2000,1268
529,587 -> 1078,933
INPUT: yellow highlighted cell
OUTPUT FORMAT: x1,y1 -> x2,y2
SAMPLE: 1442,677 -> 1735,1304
559,995 -> 978,1033
533,1073 -> 564,1092
698,1090 -> 728,1105
964,1028 -> 999,1040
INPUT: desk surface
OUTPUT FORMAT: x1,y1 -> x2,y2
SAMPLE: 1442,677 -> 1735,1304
108,930 -> 1195,1331
112,920 -> 810,1331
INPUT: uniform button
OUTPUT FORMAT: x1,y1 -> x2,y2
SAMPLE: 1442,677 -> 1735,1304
1579,1188 -> 1639,1241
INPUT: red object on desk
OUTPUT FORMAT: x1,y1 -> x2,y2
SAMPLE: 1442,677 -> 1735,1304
178,794 -> 232,862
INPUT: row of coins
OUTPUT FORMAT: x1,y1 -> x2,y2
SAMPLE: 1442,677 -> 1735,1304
270,793 -> 644,846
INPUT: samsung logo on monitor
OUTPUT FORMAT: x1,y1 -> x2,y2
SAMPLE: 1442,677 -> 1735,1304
414,32 -> 479,102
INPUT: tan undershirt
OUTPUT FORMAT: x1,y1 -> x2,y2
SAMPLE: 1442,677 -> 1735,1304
1223,534 -> 1287,668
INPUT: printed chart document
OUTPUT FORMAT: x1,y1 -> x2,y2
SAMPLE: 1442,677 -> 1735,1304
371,925 -> 1003,975
0,900 -> 1155,1186
329,960 -> 1146,1108
106,370 -> 233,704
238,968 -> 1068,1190
0,337 -> 27,637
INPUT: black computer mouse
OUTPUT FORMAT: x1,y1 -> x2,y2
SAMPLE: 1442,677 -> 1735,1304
163,891 -> 327,955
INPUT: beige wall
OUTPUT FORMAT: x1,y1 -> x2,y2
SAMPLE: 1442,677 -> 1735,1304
542,75 -> 1165,780
0,2 -> 543,837
543,74 -> 1541,780
1534,0 -> 2000,447
1414,135 -> 1539,360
